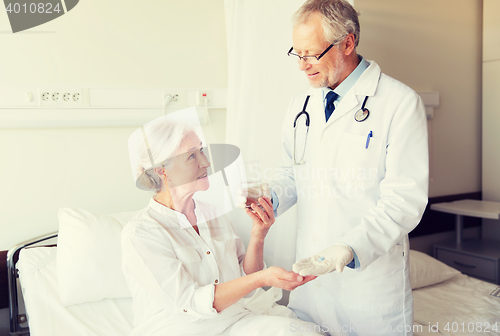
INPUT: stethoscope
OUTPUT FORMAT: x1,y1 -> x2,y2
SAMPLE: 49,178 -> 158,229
293,94 -> 370,165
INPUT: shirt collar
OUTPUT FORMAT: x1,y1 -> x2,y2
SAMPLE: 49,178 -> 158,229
148,197 -> 195,229
322,55 -> 368,102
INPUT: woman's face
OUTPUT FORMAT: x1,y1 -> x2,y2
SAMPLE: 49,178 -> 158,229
165,132 -> 210,195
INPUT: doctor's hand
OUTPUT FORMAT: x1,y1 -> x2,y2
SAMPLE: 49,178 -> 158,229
261,266 -> 317,291
236,183 -> 272,209
292,243 -> 354,277
245,195 -> 274,239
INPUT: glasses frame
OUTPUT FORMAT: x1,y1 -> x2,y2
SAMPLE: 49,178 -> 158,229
287,38 -> 344,64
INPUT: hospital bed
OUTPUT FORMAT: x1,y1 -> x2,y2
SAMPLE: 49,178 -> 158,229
5,208 -> 500,336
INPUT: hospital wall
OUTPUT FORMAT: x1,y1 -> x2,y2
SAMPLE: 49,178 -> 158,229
0,0 -> 228,250
356,0 -> 483,198
355,0 -> 484,252
0,0 -> 484,251
482,0 -> 500,240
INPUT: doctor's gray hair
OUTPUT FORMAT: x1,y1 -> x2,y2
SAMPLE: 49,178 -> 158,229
292,0 -> 360,48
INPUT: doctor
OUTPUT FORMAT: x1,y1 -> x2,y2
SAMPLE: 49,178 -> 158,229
268,0 -> 429,335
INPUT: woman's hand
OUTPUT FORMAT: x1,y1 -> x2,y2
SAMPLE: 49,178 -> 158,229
245,195 -> 275,240
214,266 -> 315,312
242,189 -> 274,275
260,266 -> 317,291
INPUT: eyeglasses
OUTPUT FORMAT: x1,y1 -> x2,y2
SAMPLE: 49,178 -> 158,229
287,38 -> 343,64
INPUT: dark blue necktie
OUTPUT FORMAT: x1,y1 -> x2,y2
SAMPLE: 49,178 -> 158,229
325,91 -> 339,122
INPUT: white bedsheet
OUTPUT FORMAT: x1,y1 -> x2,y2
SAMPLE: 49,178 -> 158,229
413,274 -> 500,336
17,247 -> 134,336
16,246 -> 296,336
16,246 -> 500,336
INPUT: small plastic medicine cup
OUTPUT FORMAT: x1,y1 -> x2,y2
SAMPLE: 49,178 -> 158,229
239,160 -> 264,209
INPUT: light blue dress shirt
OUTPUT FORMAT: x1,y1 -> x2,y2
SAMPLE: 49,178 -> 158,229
320,55 -> 368,110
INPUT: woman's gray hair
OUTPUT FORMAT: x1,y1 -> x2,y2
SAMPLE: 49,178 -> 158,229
292,0 -> 360,47
129,118 -> 199,193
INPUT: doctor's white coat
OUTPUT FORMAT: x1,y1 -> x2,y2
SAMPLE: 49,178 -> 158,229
271,60 -> 429,336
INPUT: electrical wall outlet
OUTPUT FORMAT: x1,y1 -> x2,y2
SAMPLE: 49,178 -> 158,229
162,89 -> 185,109
40,88 -> 83,107
197,91 -> 210,106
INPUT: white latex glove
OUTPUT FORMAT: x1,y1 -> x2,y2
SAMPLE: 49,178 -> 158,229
292,243 -> 354,277
236,182 -> 271,209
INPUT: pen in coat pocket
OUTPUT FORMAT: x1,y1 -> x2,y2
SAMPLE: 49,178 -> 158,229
365,131 -> 373,149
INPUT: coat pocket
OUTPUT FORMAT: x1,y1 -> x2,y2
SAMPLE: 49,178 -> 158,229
333,132 -> 382,189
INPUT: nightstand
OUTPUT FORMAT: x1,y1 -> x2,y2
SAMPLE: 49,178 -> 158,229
431,200 -> 500,284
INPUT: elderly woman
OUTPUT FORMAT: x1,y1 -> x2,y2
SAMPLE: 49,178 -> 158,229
122,113 -> 325,336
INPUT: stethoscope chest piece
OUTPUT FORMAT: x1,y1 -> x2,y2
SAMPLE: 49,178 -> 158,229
354,108 -> 369,122
354,95 -> 370,122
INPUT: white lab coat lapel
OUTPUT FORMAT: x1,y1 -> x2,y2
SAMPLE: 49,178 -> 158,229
325,89 -> 359,126
300,88 -> 324,157
308,88 -> 325,127
322,60 -> 382,132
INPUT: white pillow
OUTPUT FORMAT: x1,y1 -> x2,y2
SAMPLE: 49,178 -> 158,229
410,249 -> 461,290
57,208 -> 138,306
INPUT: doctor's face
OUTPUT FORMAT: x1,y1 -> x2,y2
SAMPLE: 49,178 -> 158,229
165,132 -> 210,195
292,12 -> 349,90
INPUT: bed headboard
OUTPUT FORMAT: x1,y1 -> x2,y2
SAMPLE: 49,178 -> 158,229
0,250 -> 8,309
4,232 -> 58,335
